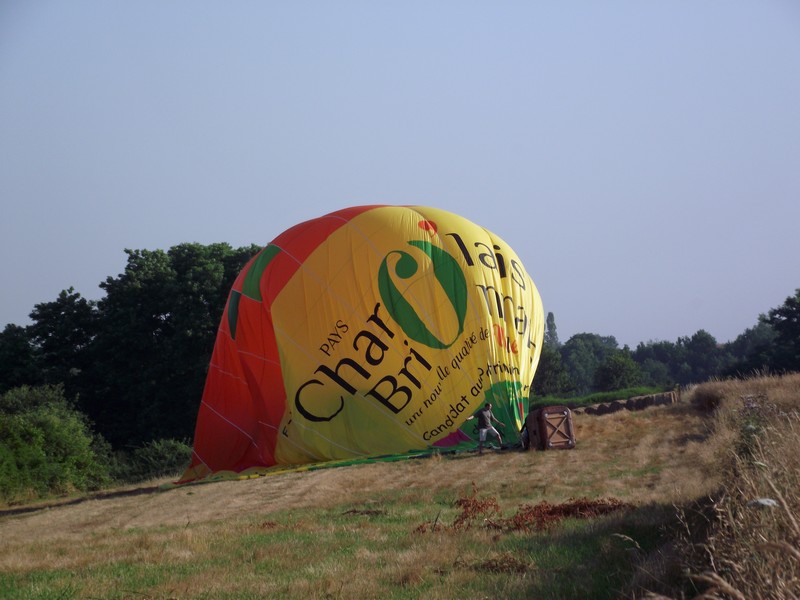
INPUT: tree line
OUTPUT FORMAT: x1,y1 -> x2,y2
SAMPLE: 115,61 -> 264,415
532,290 -> 800,398
1,243 -> 261,447
1,243 -> 262,501
1,241 -> 798,500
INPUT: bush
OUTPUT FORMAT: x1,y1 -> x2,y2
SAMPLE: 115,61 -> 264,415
112,438 -> 193,483
0,385 -> 111,504
690,380 -> 728,412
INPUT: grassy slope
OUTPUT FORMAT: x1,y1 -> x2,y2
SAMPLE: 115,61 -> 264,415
1,374 -> 797,599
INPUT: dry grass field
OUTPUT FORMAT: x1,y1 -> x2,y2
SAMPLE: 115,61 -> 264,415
1,373 -> 797,599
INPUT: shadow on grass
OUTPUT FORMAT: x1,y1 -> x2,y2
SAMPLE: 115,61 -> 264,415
0,485 -> 163,518
499,502 -> 688,600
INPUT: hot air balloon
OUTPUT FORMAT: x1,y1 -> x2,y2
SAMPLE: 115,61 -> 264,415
180,205 -> 544,482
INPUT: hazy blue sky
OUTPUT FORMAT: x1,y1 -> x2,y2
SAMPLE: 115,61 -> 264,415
2,1 -> 798,348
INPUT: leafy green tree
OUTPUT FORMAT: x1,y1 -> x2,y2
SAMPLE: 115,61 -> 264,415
560,333 -> 619,395
763,288 -> 800,372
531,344 -> 572,397
89,243 -> 260,446
638,357 -> 671,387
544,311 -> 560,348
678,330 -> 729,384
722,320 -> 777,377
727,319 -> 776,362
0,324 -> 41,394
593,349 -> 643,392
27,287 -> 98,404
632,339 -> 685,386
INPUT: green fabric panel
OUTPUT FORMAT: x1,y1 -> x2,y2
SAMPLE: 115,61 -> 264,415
228,290 -> 242,340
242,245 -> 281,301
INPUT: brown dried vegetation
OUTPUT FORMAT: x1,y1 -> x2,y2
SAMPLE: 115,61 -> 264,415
417,483 -> 632,534
664,373 -> 800,600
493,496 -> 633,532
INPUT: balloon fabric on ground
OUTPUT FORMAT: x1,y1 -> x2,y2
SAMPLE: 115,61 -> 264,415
181,206 -> 544,482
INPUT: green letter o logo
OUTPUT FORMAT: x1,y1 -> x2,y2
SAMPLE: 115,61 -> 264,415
378,241 -> 467,349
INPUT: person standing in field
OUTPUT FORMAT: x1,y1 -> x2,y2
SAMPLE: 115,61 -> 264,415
467,402 -> 505,454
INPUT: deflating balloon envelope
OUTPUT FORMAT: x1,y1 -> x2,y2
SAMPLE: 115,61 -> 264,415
181,205 -> 544,482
